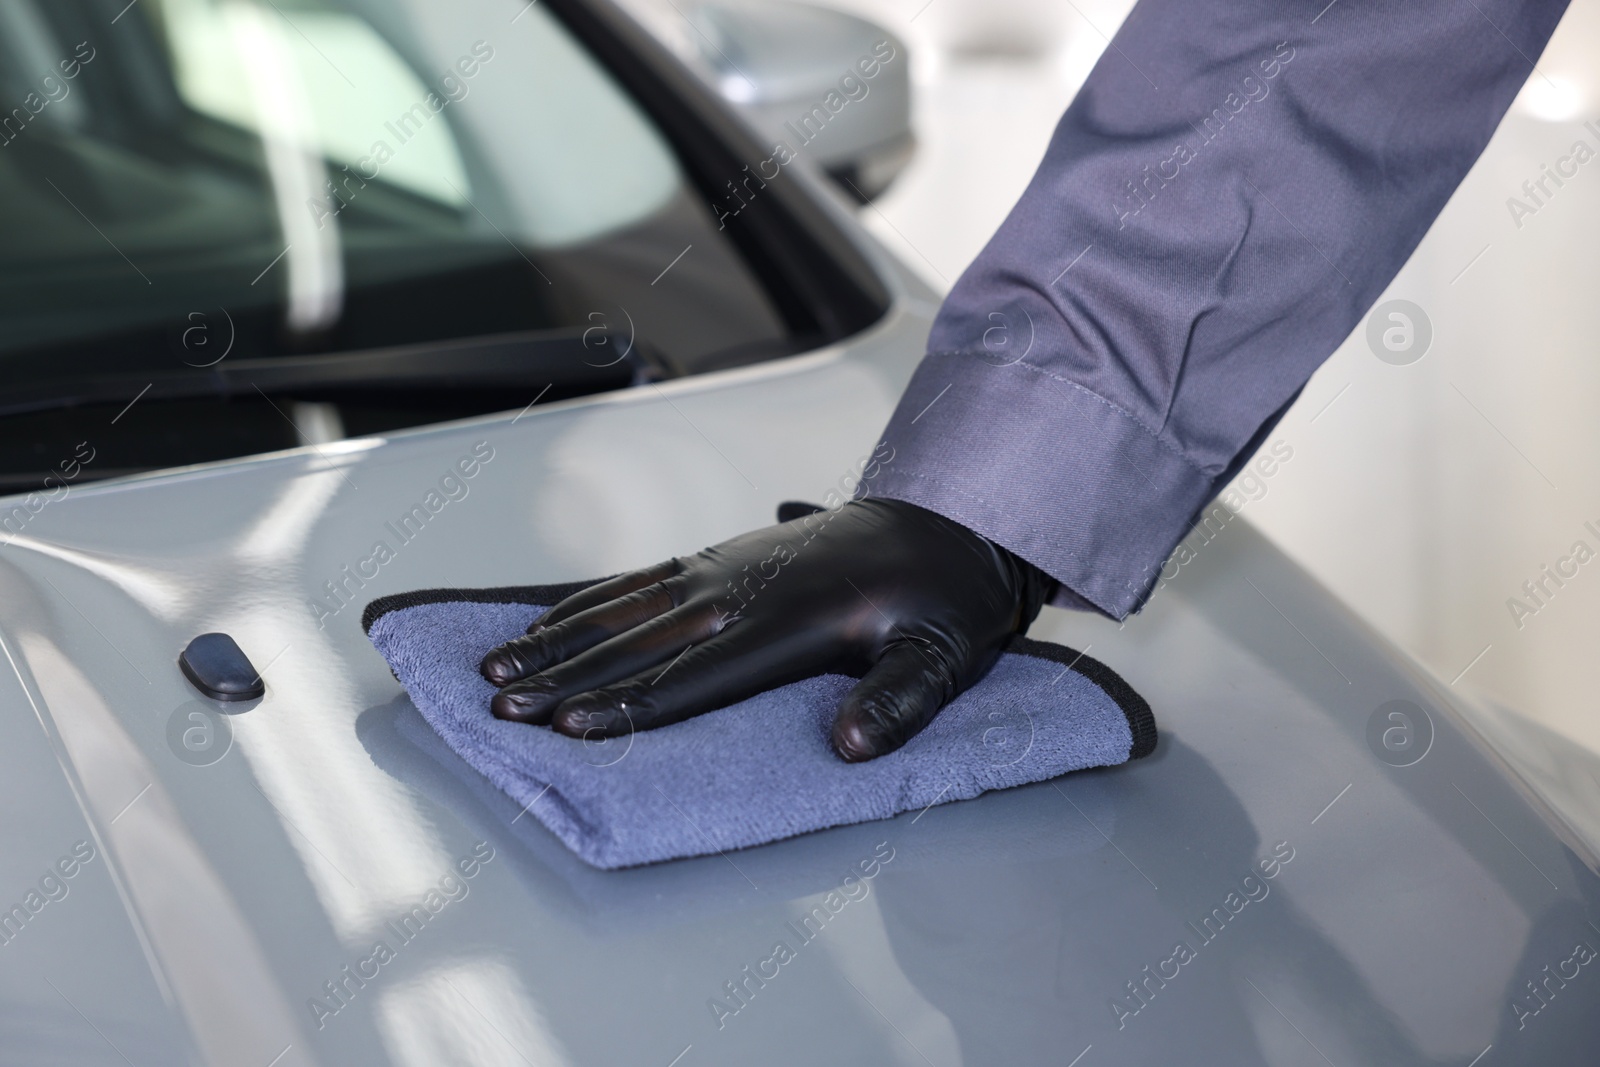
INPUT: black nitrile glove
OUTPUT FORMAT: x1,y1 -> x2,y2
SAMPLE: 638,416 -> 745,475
479,498 -> 1055,762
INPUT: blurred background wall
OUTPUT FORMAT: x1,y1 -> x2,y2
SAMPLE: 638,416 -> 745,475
818,0 -> 1600,753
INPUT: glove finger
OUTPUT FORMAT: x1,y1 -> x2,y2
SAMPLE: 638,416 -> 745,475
532,560 -> 682,631
481,581 -> 679,685
831,639 -> 955,763
549,624 -> 833,739
490,604 -> 722,724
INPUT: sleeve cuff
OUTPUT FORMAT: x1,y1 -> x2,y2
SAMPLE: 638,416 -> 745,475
869,351 -> 1220,620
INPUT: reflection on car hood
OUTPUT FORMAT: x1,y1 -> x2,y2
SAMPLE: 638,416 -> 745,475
0,296 -> 1597,1065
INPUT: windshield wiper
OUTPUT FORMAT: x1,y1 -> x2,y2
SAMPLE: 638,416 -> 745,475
0,328 -> 652,418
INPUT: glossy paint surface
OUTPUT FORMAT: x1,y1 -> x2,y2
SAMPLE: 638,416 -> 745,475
1,209 -> 1598,1067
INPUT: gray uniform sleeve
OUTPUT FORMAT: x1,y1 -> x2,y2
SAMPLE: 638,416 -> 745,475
869,0 -> 1570,619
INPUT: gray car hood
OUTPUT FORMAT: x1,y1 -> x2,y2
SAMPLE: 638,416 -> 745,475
2,289 -> 1599,1066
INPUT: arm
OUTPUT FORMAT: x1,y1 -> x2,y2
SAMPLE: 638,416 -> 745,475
869,0 -> 1571,619
481,0 -> 1571,760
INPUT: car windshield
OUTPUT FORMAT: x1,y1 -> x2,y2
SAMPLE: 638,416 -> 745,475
0,0 -> 797,488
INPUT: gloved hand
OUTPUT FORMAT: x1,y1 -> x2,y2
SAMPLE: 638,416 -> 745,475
479,497 -> 1055,761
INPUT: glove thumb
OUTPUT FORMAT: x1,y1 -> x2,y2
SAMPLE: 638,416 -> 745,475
831,639 -> 956,763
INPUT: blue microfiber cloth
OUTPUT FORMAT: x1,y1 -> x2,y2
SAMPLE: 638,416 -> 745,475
362,581 -> 1156,869
356,696 -> 1125,937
